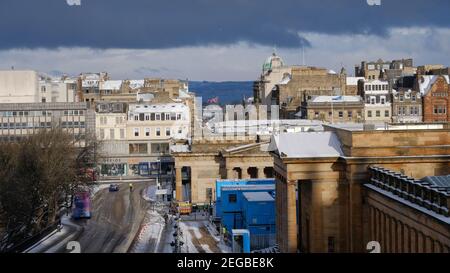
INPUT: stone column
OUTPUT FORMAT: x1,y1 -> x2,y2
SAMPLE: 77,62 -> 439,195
242,167 -> 251,179
258,167 -> 265,179
227,168 -> 234,179
190,168 -> 198,203
285,180 -> 298,253
175,167 -> 183,202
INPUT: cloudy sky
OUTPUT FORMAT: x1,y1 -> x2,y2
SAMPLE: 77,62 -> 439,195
0,0 -> 449,81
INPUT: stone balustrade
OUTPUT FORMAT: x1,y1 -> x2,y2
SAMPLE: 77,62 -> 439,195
368,166 -> 450,217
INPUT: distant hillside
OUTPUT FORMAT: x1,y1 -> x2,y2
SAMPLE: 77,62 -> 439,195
189,81 -> 253,105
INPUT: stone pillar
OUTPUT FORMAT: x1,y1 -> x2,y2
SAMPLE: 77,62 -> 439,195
227,168 -> 234,179
191,168 -> 198,203
285,180 -> 298,253
242,167 -> 251,179
258,167 -> 265,179
175,167 -> 183,202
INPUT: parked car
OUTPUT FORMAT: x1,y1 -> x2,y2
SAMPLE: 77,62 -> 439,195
109,184 -> 119,192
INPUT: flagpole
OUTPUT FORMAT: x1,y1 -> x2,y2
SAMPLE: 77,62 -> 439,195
331,99 -> 334,124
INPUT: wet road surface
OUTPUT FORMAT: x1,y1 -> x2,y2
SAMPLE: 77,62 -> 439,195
62,181 -> 153,253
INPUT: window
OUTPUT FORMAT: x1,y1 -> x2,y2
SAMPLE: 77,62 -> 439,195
399,95 -> 404,102
315,112 -> 319,118
338,111 -> 343,118
120,129 -> 125,139
151,113 -> 156,121
156,128 -> 161,136
385,110 -> 389,117
145,128 -> 150,137
165,113 -> 170,120
134,128 -> 139,137
177,113 -> 182,120
434,105 -> 447,115
42,98 -> 46,103
380,97 -> 386,105
376,111 -> 380,117
411,95 -> 416,102
228,194 -> 237,203
367,111 -> 372,118
41,86 -> 46,92
100,129 -> 105,139
348,111 -> 353,118
110,129 -> 115,139
166,128 -> 171,136
145,115 -> 150,121
170,113 -> 176,120
156,113 -> 161,120
134,115 -> 139,121
129,143 -> 148,154
178,128 -> 183,134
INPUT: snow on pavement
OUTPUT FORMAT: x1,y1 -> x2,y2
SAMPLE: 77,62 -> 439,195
178,221 -> 231,253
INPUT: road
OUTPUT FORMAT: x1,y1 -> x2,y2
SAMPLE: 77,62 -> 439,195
32,180 -> 154,253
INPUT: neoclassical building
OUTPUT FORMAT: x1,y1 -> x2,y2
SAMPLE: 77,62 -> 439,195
172,137 -> 274,204
269,124 -> 450,253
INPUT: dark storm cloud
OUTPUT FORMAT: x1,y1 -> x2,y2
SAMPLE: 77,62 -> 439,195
0,0 -> 449,50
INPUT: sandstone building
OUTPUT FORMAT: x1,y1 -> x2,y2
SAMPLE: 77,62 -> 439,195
269,124 -> 450,253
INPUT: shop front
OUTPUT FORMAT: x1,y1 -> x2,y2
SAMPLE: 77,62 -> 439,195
100,157 -> 128,177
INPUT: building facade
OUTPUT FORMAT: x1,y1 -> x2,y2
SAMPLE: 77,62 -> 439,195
417,75 -> 450,123
358,80 -> 392,123
173,138 -> 275,204
365,166 -> 449,253
270,125 -> 450,253
39,76 -> 77,103
0,102 -> 94,143
300,96 -> 364,123
274,66 -> 347,119
0,70 -> 39,103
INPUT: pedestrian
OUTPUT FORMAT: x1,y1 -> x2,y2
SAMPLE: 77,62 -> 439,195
129,183 -> 133,192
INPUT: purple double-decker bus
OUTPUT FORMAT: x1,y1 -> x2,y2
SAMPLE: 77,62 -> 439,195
72,191 -> 91,219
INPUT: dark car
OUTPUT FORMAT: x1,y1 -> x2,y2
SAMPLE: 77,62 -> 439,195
109,184 -> 119,192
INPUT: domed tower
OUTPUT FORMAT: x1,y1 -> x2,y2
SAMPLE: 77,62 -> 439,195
262,52 -> 284,74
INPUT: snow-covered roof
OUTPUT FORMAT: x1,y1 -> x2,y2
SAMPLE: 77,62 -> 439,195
278,75 -> 291,85
243,191 -> 274,202
100,80 -> 122,90
129,80 -> 145,89
170,145 -> 190,153
269,132 -> 344,158
346,77 -> 365,86
204,104 -> 223,111
311,96 -> 362,103
418,75 -> 450,96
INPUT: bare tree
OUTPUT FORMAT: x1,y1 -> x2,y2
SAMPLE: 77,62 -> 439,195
0,128 -> 100,251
